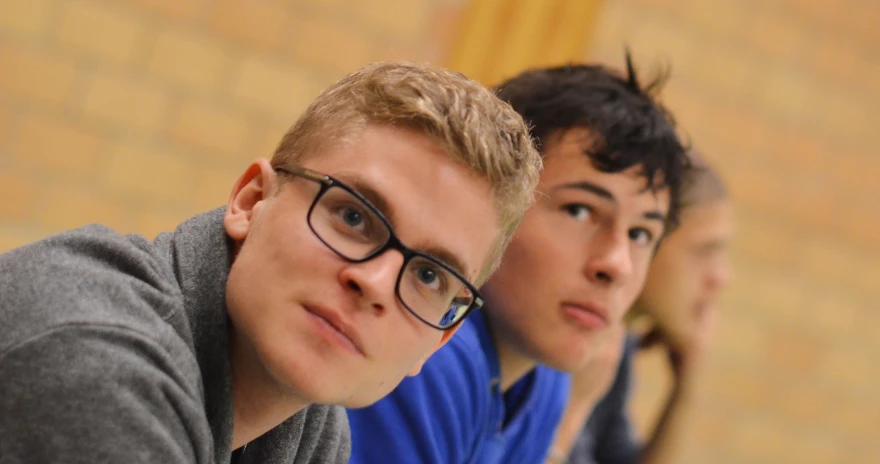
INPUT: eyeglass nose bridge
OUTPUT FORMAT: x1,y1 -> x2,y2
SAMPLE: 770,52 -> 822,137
354,232 -> 415,264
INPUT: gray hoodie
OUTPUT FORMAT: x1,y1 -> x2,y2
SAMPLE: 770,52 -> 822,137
0,208 -> 350,464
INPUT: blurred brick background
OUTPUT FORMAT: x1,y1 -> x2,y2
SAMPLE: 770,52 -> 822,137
1,0 -> 877,462
591,1 -> 880,463
0,0 -> 466,249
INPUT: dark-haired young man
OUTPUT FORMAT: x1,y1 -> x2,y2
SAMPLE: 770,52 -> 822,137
347,59 -> 690,464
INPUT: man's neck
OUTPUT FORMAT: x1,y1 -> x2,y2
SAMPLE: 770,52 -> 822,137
496,345 -> 538,391
229,330 -> 309,450
483,318 -> 538,392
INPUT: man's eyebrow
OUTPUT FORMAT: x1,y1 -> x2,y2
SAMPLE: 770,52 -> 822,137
422,246 -> 470,280
344,177 -> 397,226
552,181 -> 617,202
643,211 -> 667,223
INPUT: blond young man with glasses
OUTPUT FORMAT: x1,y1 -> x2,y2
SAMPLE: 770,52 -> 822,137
0,61 -> 540,464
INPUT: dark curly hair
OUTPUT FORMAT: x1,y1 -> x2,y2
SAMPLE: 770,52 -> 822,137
493,51 -> 690,230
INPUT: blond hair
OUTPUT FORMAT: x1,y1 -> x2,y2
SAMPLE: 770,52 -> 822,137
270,61 -> 541,283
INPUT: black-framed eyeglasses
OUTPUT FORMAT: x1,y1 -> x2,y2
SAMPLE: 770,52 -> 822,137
274,165 -> 484,330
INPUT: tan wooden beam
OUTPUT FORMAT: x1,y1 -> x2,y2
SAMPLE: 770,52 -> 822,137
446,0 -> 605,86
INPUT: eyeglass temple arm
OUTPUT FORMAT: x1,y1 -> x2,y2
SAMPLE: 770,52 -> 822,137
274,165 -> 332,186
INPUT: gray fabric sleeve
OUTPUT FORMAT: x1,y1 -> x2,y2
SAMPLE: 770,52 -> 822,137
0,324 -> 214,464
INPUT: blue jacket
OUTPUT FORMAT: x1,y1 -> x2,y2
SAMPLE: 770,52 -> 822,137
347,311 -> 570,464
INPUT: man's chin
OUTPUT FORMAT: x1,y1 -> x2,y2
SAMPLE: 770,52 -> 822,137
535,345 -> 592,373
281,381 -> 344,406
341,395 -> 379,409
261,358 -> 343,405
281,374 -> 382,408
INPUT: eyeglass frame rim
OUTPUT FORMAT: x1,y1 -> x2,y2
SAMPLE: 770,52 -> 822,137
273,164 -> 484,330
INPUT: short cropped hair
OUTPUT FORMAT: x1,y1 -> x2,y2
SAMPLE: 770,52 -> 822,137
494,53 -> 690,230
271,61 -> 541,283
680,149 -> 728,210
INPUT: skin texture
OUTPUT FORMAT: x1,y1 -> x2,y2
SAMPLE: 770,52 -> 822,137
480,128 -> 670,390
635,201 -> 733,357
222,125 -> 500,447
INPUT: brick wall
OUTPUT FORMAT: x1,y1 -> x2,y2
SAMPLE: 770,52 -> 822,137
589,1 -> 880,462
0,0 -> 467,250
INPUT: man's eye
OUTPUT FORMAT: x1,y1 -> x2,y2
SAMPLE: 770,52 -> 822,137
562,204 -> 592,222
341,207 -> 365,229
417,267 -> 438,286
413,264 -> 448,293
629,228 -> 653,246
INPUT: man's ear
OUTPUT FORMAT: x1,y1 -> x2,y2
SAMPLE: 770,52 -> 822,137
405,324 -> 462,377
224,158 -> 276,243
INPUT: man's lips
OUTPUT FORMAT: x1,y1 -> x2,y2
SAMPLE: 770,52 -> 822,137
304,304 -> 366,356
561,302 -> 610,330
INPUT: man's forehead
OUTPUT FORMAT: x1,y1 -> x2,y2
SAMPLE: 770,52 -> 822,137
332,172 -> 397,221
549,126 -> 600,147
549,161 -> 668,197
636,178 -> 671,211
